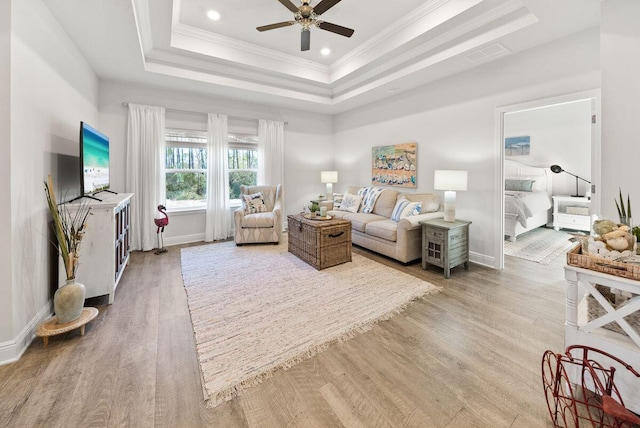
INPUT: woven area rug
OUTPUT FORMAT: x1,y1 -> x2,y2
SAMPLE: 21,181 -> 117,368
504,227 -> 576,265
180,238 -> 441,408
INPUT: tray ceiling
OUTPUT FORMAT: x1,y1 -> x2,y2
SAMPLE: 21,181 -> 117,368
42,0 -> 600,114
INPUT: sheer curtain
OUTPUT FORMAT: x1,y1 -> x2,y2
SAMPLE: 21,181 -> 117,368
258,119 -> 284,185
126,104 -> 166,251
258,119 -> 285,231
204,114 -> 231,241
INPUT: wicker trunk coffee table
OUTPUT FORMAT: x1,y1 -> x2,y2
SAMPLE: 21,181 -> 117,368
287,214 -> 352,270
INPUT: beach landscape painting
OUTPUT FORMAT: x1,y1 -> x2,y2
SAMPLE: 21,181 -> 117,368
372,143 -> 417,188
505,135 -> 531,156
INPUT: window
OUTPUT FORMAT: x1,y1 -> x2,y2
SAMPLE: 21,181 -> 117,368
228,134 -> 258,205
164,130 -> 259,210
165,129 -> 207,210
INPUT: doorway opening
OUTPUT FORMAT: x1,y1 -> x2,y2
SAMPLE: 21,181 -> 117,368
495,90 -> 601,269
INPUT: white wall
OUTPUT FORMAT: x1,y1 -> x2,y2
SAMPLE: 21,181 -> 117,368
1,0 -> 99,363
504,99 -> 592,197
98,81 -> 334,246
0,1 -> 13,345
601,0 -> 640,221
334,29 -> 600,267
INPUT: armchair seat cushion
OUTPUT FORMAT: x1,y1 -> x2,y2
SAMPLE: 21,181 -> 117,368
240,212 -> 276,228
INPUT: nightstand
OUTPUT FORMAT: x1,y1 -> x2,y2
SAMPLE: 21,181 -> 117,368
552,195 -> 590,232
420,218 -> 471,279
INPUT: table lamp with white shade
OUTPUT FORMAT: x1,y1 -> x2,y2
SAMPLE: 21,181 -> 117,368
320,171 -> 338,198
434,170 -> 468,222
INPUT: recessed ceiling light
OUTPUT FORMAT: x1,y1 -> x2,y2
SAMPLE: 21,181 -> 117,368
207,10 -> 221,21
320,48 -> 331,56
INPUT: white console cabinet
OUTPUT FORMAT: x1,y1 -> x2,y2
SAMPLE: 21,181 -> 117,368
61,193 -> 133,304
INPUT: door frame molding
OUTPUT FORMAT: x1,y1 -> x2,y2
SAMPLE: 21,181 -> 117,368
494,89 -> 601,269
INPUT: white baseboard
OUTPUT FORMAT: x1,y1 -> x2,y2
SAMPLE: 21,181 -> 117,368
164,233 -> 205,247
0,302 -> 53,366
469,251 -> 496,269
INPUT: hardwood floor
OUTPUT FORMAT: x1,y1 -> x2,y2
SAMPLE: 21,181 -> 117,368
0,240 -> 567,427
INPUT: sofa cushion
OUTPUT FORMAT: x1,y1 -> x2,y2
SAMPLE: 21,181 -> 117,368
372,189 -> 400,218
343,213 -> 387,232
327,210 -> 351,220
365,220 -> 398,242
401,193 -> 440,213
346,186 -> 362,195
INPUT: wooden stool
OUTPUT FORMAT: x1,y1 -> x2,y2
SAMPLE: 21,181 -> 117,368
36,307 -> 99,347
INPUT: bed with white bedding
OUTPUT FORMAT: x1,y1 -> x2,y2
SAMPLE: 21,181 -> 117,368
504,160 -> 552,241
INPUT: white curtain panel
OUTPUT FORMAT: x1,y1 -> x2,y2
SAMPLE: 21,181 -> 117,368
126,104 -> 166,251
205,114 -> 231,242
258,119 -> 285,231
258,119 -> 284,186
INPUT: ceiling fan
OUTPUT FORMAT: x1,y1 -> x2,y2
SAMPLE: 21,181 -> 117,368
257,0 -> 354,51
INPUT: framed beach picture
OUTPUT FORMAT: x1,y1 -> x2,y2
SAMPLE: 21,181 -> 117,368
505,135 -> 531,156
371,143 -> 417,188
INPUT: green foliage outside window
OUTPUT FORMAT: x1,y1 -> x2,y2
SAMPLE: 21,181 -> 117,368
229,171 -> 257,199
165,131 -> 258,205
166,172 -> 206,201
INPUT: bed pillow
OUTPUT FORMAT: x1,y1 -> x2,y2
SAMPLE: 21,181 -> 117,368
337,193 -> 363,213
506,175 -> 546,192
391,198 -> 422,222
505,179 -> 535,192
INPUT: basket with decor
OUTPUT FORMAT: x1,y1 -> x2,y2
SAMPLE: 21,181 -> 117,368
568,189 -> 640,274
566,189 -> 640,337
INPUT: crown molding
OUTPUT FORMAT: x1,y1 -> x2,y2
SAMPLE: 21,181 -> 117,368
330,0 -> 454,73
331,0 -> 532,93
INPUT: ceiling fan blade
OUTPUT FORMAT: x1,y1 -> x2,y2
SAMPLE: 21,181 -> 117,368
301,30 -> 310,51
317,21 -> 354,37
313,0 -> 342,16
257,21 -> 296,32
277,0 -> 300,13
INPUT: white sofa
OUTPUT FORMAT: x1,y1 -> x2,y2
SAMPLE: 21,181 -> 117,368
326,186 -> 444,263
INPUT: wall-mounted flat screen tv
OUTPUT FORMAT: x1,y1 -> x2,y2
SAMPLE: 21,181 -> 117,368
80,122 -> 110,195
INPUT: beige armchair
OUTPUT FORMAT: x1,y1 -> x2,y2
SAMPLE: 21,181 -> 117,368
234,184 -> 282,245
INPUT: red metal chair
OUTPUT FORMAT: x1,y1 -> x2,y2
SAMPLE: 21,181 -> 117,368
541,345 -> 640,427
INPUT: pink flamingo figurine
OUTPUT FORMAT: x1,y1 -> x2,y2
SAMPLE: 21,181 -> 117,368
154,204 -> 169,254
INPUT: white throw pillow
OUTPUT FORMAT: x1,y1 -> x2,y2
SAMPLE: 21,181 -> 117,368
337,193 -> 363,213
332,193 -> 344,209
391,198 -> 422,222
242,192 -> 267,214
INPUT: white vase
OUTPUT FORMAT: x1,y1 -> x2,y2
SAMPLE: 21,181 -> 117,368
54,279 -> 86,324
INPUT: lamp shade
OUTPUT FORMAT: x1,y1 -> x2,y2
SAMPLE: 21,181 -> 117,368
320,171 -> 338,184
434,170 -> 468,191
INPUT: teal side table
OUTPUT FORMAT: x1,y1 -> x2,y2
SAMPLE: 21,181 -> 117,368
420,218 -> 471,279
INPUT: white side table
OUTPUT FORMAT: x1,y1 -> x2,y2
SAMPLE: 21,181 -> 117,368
552,195 -> 590,232
564,266 -> 640,414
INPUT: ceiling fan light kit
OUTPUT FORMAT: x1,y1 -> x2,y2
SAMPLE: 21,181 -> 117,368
257,0 -> 354,52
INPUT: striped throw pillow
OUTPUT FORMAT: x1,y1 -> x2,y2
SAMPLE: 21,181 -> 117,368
391,198 -> 422,222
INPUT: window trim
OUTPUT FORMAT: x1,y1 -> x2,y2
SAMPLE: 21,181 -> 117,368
163,129 -> 259,211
